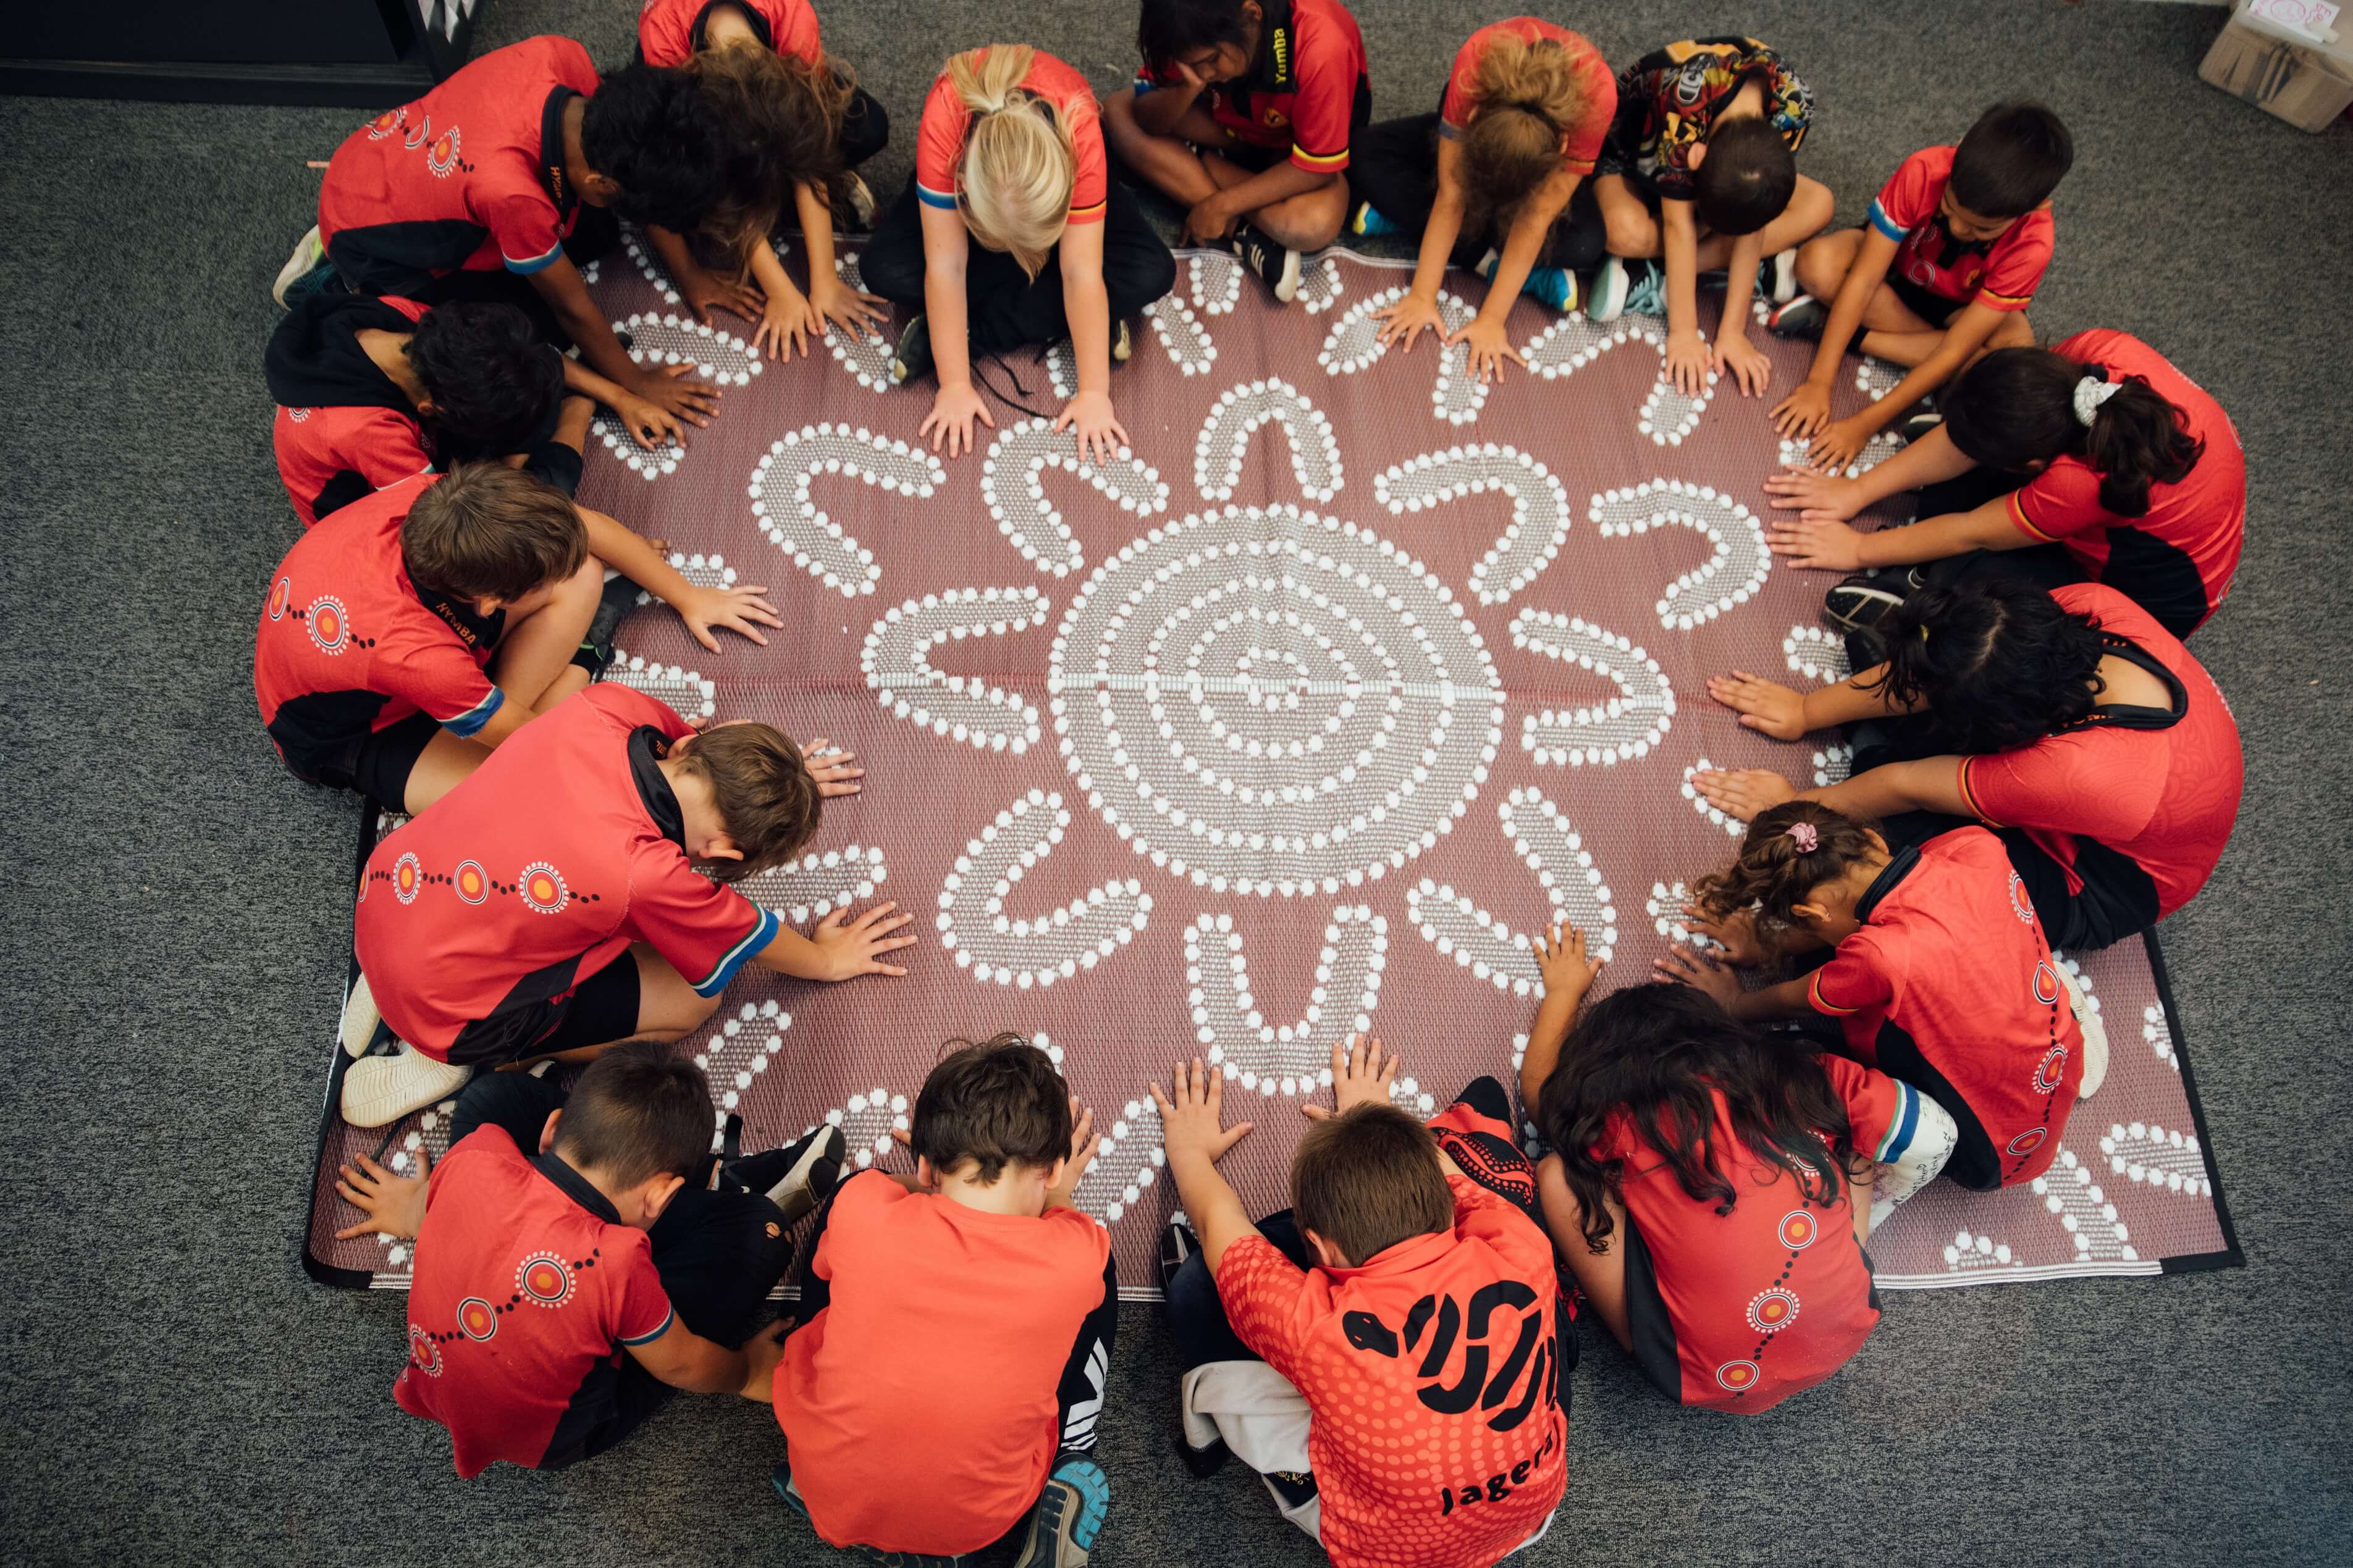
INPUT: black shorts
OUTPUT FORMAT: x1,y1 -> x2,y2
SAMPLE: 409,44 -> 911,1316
445,952 -> 644,1068
1887,269 -> 1963,330
327,710 -> 440,812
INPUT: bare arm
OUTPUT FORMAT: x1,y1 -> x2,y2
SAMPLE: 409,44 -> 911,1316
627,1316 -> 777,1396
1853,301 -> 2010,437
1809,755 -> 1973,821
1152,1059 -> 1260,1276
1518,926 -> 1604,1113
529,256 -> 647,391
1537,1155 -> 1630,1351
751,901 -> 916,981
1130,75 -> 1207,136
915,202 -> 996,458
1801,227 -> 1901,392
1850,493 -> 2032,569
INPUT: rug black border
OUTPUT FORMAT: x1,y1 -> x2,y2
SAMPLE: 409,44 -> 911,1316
298,799 -> 385,1290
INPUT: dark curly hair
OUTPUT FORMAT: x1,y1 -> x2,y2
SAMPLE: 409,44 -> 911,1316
1536,984 -> 1857,1254
403,303 -> 564,466
1693,117 -> 1795,237
582,62 -> 730,233
1942,346 -> 2204,519
1692,800 -> 1882,936
1137,0 -> 1253,70
1871,581 -> 2108,755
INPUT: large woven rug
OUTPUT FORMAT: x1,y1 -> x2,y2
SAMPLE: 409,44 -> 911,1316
302,239 -> 2238,1297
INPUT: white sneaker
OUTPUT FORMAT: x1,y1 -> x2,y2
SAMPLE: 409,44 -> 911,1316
272,224 -> 324,309
2056,963 -> 2109,1099
1587,256 -> 1629,322
339,973 -> 382,1059
1764,247 -> 1798,304
342,1042 -> 472,1129
841,171 -> 877,230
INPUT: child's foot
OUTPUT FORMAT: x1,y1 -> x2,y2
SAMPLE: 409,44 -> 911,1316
575,572 -> 641,677
1621,261 -> 1667,319
1900,409 -> 1944,444
1155,1218 -> 1200,1294
1473,247 -> 1576,313
1015,1457 -> 1111,1568
723,1125 -> 847,1226
1347,201 -> 1398,238
1112,317 -> 1133,365
339,971 -> 385,1059
341,1041 -> 472,1130
2056,963 -> 2110,1100
840,171 -> 878,231
1762,248 -> 1799,305
890,314 -> 933,385
1227,221 -> 1301,304
770,1462 -> 808,1518
1766,295 -> 1828,342
272,224 -> 327,309
1822,571 -> 1914,637
1586,256 -> 1630,322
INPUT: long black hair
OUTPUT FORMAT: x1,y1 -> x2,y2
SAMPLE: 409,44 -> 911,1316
1536,984 -> 1856,1254
1942,346 -> 2204,518
1871,581 -> 2108,754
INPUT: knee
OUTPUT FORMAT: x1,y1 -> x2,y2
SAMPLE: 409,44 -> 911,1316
554,551 -> 603,613
1117,237 -> 1178,311
1792,233 -> 1847,299
1989,311 -> 2035,350
1788,175 -> 1837,240
1602,202 -> 1656,259
1102,87 -> 1145,150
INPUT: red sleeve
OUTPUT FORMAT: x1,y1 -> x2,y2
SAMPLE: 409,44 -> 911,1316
767,0 -> 823,64
809,1169 -> 894,1287
624,844 -> 781,998
585,681 -> 699,740
1959,737 -> 2155,841
1041,1204 -> 1114,1277
2010,459 -> 2108,542
914,71 -> 968,209
635,0 -> 696,66
1214,1232 -> 1316,1379
1286,24 -> 1360,174
1867,148 -> 1943,240
1561,38 -> 1617,171
1808,934 -> 1896,1018
1819,1055 -> 1903,1164
352,410 -> 434,490
1976,210 -> 2052,311
607,1233 -> 678,1346
1437,29 -> 1488,135
1062,89 -> 1109,224
478,169 -> 567,274
1446,1174 -> 1554,1281
376,621 -> 502,736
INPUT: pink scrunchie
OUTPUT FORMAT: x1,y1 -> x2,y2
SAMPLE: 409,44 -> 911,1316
1786,821 -> 1819,852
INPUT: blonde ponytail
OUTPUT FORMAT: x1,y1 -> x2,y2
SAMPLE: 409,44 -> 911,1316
944,45 -> 1075,279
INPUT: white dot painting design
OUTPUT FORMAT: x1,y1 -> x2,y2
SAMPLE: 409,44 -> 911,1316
1043,340 -> 1077,400
699,999 -> 796,1120
614,311 -> 764,388
1644,880 -> 1725,954
747,424 -> 943,597
605,648 -> 716,720
1193,380 -> 1343,504
593,413 -> 684,482
1374,445 -> 1568,608
1317,287 -> 1488,426
1778,430 -> 1905,480
1680,760 -> 1746,837
1782,624 -> 1852,685
1589,480 -> 1771,630
1047,505 -> 1506,897
1855,355 -> 1907,401
1519,313 -> 1715,447
861,586 -> 1048,755
2032,1146 -> 2136,1262
1296,256 -> 1344,315
1184,907 -> 1405,1101
1406,787 -> 1620,1000
2098,1122 -> 2212,1199
824,253 -> 896,393
1811,743 -> 1853,788
731,844 -> 887,927
937,789 -> 1152,990
2143,1004 -> 2179,1073
615,222 -> 684,305
810,1086 -> 911,1172
1069,1096 -> 1166,1224
636,551 -> 736,606
373,1096 -> 462,1270
1190,251 -> 1243,316
1507,611 -> 1675,767
1143,296 -> 1218,377
982,419 -> 1171,579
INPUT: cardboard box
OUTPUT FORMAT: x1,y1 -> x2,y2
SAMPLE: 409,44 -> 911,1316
2202,1 -> 2353,130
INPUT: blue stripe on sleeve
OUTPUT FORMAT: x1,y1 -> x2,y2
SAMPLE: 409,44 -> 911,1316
503,240 -> 565,275
618,1307 -> 675,1347
915,182 -> 960,211
441,685 -> 505,739
1866,199 -> 1908,242
1875,1081 -> 1921,1163
691,906 -> 781,997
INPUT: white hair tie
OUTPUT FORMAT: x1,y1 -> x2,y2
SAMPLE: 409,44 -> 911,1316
2073,375 -> 2121,427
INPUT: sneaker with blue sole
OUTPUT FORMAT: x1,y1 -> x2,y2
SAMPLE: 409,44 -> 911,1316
1348,201 -> 1399,238
1473,248 -> 1576,313
1587,256 -> 1630,322
1015,1456 -> 1110,1568
1621,260 -> 1667,319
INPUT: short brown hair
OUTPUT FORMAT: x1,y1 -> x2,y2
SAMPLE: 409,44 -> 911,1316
1291,1103 -> 1452,1266
910,1033 -> 1072,1184
552,1041 -> 713,1188
400,463 -> 587,602
671,723 -> 822,879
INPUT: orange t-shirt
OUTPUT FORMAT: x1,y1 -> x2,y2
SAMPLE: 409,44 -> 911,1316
771,1172 -> 1111,1554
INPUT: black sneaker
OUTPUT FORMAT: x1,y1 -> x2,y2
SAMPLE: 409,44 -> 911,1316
1767,295 -> 1827,342
1824,573 -> 1909,637
722,1125 -> 846,1226
1900,410 -> 1944,444
575,572 -> 642,676
1228,222 -> 1301,303
1156,1219 -> 1200,1294
1014,1456 -> 1110,1568
890,314 -> 933,385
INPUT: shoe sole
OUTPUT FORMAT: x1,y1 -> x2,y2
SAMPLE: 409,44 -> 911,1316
1767,298 -> 1827,341
340,1046 -> 471,1130
765,1125 -> 847,1225
1587,259 -> 1627,322
272,225 -> 322,309
340,972 -> 382,1059
2056,963 -> 2110,1099
1016,1462 -> 1110,1568
1822,584 -> 1907,637
890,318 -> 931,385
1768,250 -> 1798,305
1112,320 -> 1132,364
1271,248 -> 1301,304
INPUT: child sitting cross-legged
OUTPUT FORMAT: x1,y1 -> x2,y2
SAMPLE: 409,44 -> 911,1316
329,1041 -> 849,1477
1158,1037 -> 1570,1566
1521,934 -> 1953,1415
768,1033 -> 1117,1567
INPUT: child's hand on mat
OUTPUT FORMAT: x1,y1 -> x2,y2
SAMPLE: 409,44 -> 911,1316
810,275 -> 890,342
1764,514 -> 1867,572
1806,416 -> 1872,475
676,583 -> 783,652
1303,1034 -> 1399,1120
1664,328 -> 1711,396
799,739 -> 864,797
1706,670 -> 1810,740
680,268 -> 764,330
1762,465 -> 1865,521
333,1150 -> 429,1241
737,1319 -> 792,1401
1045,1096 -> 1104,1208
920,381 -> 996,458
1182,192 -> 1240,245
1054,389 -> 1130,467
1680,901 -> 1767,968
1533,923 -> 1604,1010
1770,380 -> 1832,440
1693,766 -> 1797,822
1654,944 -> 1743,1008
1151,1059 -> 1254,1168
1450,316 -> 1526,385
753,285 -> 825,363
622,365 -> 720,444
810,901 -> 917,979
1373,290 -> 1445,352
1714,333 -> 1771,396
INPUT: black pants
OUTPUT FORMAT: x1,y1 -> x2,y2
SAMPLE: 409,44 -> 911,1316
1347,111 -> 1608,273
329,206 -> 621,349
859,178 -> 1177,354
1896,466 -> 2088,600
836,85 -> 889,172
449,1070 -> 797,1463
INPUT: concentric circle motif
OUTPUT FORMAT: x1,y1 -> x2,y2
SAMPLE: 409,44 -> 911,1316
452,860 -> 489,905
2035,1044 -> 2071,1095
2008,871 -> 2036,926
366,109 -> 405,140
426,125 -> 461,177
267,576 -> 292,621
516,1252 -> 575,1307
1048,506 -> 1505,895
2007,1126 -> 2048,1157
401,112 -> 431,150
2033,961 -> 2061,1007
407,1324 -> 442,1376
1746,1286 -> 1801,1333
392,852 -> 424,904
455,1296 -> 499,1341
517,861 -> 569,915
1777,1209 -> 1819,1250
1714,1359 -> 1761,1393
306,595 -> 350,655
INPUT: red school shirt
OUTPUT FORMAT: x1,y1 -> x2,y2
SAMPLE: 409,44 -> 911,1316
265,294 -> 434,527
253,474 -> 507,780
1215,1176 -> 1568,1568
1868,144 -> 2054,312
2007,329 -> 2247,635
318,36 -> 600,294
772,1173 -> 1112,1555
1138,0 -> 1369,174
1606,1055 -> 1917,1414
637,0 -> 822,67
353,684 -> 781,1063
395,1125 -> 675,1477
1438,20 -> 1616,176
1957,584 -> 2244,922
915,49 -> 1109,226
1809,828 -> 2083,1187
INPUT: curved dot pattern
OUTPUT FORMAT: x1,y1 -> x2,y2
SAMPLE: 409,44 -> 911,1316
1295,256 -> 1344,315
1318,286 -> 1487,426
822,253 -> 897,393
1589,479 -> 1771,629
1644,879 -> 1725,954
2026,1147 -> 2138,1262
1508,610 -> 1675,766
1680,758 -> 1748,837
862,585 -> 1048,753
732,843 -> 887,927
2098,1121 -> 2211,1198
1183,906 -> 1390,1098
696,998 -> 795,1121
1193,379 -> 1342,504
1375,445 -> 1568,608
1143,296 -> 1218,377
1520,313 -> 1715,447
982,419 -> 1171,579
605,647 -> 715,721
1406,786 -> 1620,997
812,1084 -> 912,1172
636,551 -> 736,607
937,789 -> 1152,989
1068,1097 -> 1167,1224
1189,251 -> 1243,316
1782,624 -> 1852,685
748,423 -> 943,598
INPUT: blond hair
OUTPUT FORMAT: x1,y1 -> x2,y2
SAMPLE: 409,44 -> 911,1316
1459,32 -> 1588,230
945,46 -> 1075,280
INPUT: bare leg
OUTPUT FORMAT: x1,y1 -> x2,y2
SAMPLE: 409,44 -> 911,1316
1102,88 -> 1228,209
400,729 -> 492,814
1594,175 -> 1661,259
1248,177 -> 1349,251
488,554 -> 600,713
1791,225 -> 1865,301
1690,174 -> 1837,270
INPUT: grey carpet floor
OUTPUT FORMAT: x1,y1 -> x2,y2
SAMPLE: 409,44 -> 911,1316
1,2 -> 2349,1563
